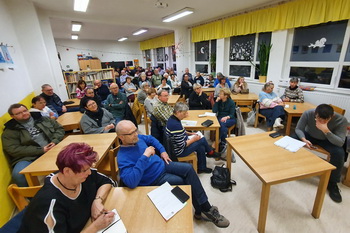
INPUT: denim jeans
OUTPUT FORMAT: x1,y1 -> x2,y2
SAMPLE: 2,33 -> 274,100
259,105 -> 285,127
151,162 -> 208,213
292,132 -> 345,183
179,137 -> 211,170
115,117 -> 123,125
218,117 -> 236,143
12,161 -> 33,187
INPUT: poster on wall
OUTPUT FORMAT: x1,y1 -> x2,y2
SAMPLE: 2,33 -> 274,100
1,45 -> 14,64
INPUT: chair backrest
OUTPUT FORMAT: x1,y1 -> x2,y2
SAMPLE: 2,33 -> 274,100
140,104 -> 151,135
7,184 -> 42,211
163,134 -> 179,162
330,104 -> 346,115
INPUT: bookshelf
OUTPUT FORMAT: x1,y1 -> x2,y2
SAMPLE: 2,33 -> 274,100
63,68 -> 115,98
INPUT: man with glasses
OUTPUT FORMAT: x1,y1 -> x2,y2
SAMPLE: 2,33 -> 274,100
153,90 -> 173,126
188,84 -> 211,110
79,87 -> 102,113
2,104 -> 64,186
294,104 -> 348,203
104,83 -> 127,124
116,120 -> 230,228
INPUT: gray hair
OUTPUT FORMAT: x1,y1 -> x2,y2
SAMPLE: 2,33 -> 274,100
41,84 -> 51,90
193,83 -> 202,89
290,77 -> 299,83
157,89 -> 169,96
173,102 -> 189,114
141,82 -> 150,90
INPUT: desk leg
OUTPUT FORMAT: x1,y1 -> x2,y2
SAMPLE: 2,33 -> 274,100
285,114 -> 292,136
342,165 -> 350,187
215,128 -> 219,152
312,170 -> 331,218
25,173 -> 40,186
226,142 -> 232,172
258,183 -> 271,233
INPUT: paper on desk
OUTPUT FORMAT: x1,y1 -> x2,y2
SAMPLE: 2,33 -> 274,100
198,112 -> 216,117
274,136 -> 306,152
188,131 -> 204,140
147,182 -> 187,221
181,120 -> 197,126
97,209 -> 127,233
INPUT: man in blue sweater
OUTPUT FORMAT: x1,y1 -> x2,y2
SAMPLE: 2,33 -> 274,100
116,120 -> 230,228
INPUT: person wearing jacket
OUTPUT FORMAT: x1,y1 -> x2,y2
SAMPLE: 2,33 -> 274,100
189,84 -> 211,110
2,104 -> 65,186
104,83 -> 127,124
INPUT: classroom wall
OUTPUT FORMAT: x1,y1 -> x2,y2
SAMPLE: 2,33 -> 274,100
55,39 -> 144,72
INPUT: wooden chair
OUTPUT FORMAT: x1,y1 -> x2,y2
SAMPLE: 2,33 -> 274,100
140,104 -> 151,135
235,100 -> 253,113
177,153 -> 198,173
254,102 -> 269,130
97,146 -> 119,182
228,124 -> 236,137
7,184 -> 42,211
330,104 -> 346,115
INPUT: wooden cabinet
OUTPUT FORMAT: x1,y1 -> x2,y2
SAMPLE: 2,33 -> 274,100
62,68 -> 114,98
78,59 -> 102,70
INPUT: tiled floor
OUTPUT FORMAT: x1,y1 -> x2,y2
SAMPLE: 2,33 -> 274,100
137,120 -> 350,233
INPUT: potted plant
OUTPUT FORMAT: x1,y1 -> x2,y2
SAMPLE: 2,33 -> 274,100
256,42 -> 272,83
210,53 -> 216,73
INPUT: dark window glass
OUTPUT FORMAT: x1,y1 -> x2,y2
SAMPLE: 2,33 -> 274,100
172,45 -> 176,62
229,34 -> 255,61
195,41 -> 210,61
173,64 -> 177,71
345,39 -> 350,61
145,50 -> 151,61
338,66 -> 350,89
257,32 -> 272,61
157,63 -> 164,69
289,67 -> 333,84
229,65 -> 251,77
195,64 -> 208,73
211,40 -> 217,54
156,48 -> 165,61
291,21 -> 347,61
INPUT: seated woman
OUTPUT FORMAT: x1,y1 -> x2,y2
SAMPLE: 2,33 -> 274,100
233,76 -> 248,93
259,82 -> 285,129
79,87 -> 102,113
137,82 -> 150,105
281,77 -> 304,103
213,88 -> 237,152
29,95 -> 58,119
76,79 -> 88,99
214,76 -> 230,98
214,72 -> 231,89
144,88 -> 159,117
205,74 -> 215,87
80,99 -> 116,134
165,102 -> 220,174
168,74 -> 180,92
193,72 -> 205,86
189,84 -> 211,110
18,143 -> 116,233
138,72 -> 151,88
181,74 -> 193,99
156,77 -> 171,93
124,76 -> 137,102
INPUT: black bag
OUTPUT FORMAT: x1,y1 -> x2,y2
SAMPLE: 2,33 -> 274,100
210,165 -> 236,192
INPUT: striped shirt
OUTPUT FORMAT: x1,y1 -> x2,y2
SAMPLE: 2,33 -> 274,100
165,115 -> 187,156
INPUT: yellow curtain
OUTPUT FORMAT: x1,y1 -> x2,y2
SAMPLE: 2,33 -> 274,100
140,33 -> 175,51
191,0 -> 350,42
191,21 -> 223,43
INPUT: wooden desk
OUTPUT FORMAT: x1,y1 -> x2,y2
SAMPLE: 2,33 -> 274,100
284,102 -> 316,135
182,110 -> 220,151
226,132 -> 335,233
57,112 -> 83,131
20,133 -> 117,186
86,186 -> 193,233
230,93 -> 258,112
65,98 -> 80,108
202,87 -> 215,95
168,95 -> 180,106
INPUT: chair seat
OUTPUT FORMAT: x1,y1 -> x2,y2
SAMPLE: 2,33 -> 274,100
177,153 -> 198,173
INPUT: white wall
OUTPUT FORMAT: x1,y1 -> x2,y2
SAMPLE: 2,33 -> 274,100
55,39 -> 143,72
0,0 -> 33,114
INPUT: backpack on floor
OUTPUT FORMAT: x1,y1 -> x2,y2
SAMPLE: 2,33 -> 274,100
210,165 -> 236,192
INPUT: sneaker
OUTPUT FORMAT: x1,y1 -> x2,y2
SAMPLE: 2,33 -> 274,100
202,206 -> 230,228
327,182 -> 342,203
194,206 -> 218,220
206,151 -> 221,158
198,168 -> 213,174
273,117 -> 284,129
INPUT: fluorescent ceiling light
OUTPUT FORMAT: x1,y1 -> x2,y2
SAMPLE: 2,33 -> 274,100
133,28 -> 148,36
72,22 -> 82,32
74,0 -> 89,12
71,35 -> 79,40
118,37 -> 128,42
162,7 -> 194,23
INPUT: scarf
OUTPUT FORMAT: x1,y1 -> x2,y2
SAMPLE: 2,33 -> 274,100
85,108 -> 104,127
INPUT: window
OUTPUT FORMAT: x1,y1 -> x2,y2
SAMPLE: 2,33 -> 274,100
194,40 -> 216,74
156,47 -> 165,69
229,34 -> 255,61
195,41 -> 209,61
195,64 -> 208,73
145,50 -> 151,62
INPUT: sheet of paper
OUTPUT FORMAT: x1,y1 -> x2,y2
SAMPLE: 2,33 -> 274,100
97,209 -> 127,233
198,112 -> 216,117
147,182 -> 187,221
274,136 -> 306,152
188,131 -> 204,140
181,120 -> 197,126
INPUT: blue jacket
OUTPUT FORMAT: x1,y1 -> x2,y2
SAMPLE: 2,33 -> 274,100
118,135 -> 166,188
214,77 -> 232,88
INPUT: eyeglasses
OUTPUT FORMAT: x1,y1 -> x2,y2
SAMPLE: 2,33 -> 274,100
120,128 -> 138,136
44,89 -> 53,92
87,102 -> 97,107
12,109 -> 29,116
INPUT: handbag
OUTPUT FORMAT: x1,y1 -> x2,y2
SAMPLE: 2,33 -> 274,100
246,110 -> 256,126
210,165 -> 236,192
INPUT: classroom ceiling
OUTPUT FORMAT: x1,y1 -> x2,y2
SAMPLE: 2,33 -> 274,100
32,0 -> 286,42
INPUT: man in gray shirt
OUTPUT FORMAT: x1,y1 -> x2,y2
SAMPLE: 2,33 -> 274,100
294,104 -> 348,203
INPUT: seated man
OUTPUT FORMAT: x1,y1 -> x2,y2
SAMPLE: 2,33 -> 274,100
40,84 -> 78,115
104,83 -> 127,124
94,79 -> 110,102
116,120 -> 230,228
166,102 -> 220,173
2,104 -> 65,186
153,90 -> 173,127
294,104 -> 347,203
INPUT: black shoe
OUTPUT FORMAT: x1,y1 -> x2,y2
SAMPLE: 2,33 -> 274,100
206,151 -> 221,158
198,168 -> 213,174
327,182 -> 342,203
219,143 -> 226,153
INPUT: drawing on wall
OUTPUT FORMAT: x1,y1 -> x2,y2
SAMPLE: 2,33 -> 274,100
0,50 -> 5,63
308,37 -> 327,48
1,45 -> 14,64
229,40 -> 253,61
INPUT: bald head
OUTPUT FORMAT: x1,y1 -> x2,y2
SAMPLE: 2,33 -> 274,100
110,83 -> 119,94
116,120 -> 139,145
116,120 -> 135,135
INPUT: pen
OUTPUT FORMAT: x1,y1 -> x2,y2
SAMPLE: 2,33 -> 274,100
102,219 -> 120,233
